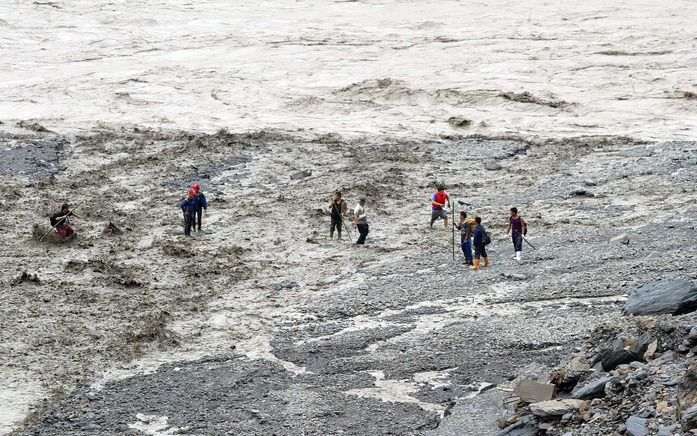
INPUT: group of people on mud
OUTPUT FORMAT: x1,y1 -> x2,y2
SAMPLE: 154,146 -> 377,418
328,192 -> 369,245
430,184 -> 528,271
326,184 -> 529,270
47,183 -> 527,265
179,183 -> 208,236
431,184 -> 528,269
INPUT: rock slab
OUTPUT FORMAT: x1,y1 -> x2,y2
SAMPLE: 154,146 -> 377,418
626,416 -> 649,436
572,376 -> 618,400
529,399 -> 586,417
623,278 -> 697,316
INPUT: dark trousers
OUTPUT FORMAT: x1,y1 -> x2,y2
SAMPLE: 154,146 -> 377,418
474,243 -> 487,260
192,209 -> 203,231
184,213 -> 193,236
356,223 -> 369,245
512,233 -> 523,252
461,239 -> 473,264
330,215 -> 342,238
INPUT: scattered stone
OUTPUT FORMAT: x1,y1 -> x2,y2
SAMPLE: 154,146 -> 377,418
515,379 -> 555,403
496,415 -> 539,436
681,404 -> 697,430
529,399 -> 586,417
592,349 -> 642,371
623,278 -> 697,316
584,179 -> 597,187
447,116 -> 472,128
485,162 -> 503,171
626,416 -> 649,436
290,169 -> 312,180
11,271 -> 40,285
610,233 -> 630,245
658,424 -> 680,436
643,340 -> 658,360
103,221 -> 123,235
570,188 -> 595,198
572,376 -> 619,400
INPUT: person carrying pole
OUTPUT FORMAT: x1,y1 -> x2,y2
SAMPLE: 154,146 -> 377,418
453,211 -> 474,266
47,203 -> 80,240
507,207 -> 527,261
328,191 -> 349,240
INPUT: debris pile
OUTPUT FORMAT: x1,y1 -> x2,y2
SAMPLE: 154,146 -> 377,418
496,311 -> 697,435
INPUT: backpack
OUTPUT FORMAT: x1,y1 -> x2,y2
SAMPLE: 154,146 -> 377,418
465,218 -> 477,237
483,231 -> 492,246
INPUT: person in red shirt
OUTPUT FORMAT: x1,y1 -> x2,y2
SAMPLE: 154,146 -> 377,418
430,185 -> 451,230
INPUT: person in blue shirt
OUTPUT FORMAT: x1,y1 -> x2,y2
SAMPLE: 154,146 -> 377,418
191,183 -> 208,232
180,189 -> 196,236
472,216 -> 490,271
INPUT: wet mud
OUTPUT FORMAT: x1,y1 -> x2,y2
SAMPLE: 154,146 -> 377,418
1,128 -> 696,435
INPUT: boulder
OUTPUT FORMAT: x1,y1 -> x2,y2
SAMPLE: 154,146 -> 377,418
290,169 -> 312,180
514,380 -> 555,403
570,188 -> 595,197
447,116 -> 472,128
626,416 -> 649,436
485,162 -> 503,171
623,278 -> 697,316
610,234 -> 629,245
529,399 -> 586,417
572,376 -> 618,400
681,404 -> 697,430
495,415 -> 539,436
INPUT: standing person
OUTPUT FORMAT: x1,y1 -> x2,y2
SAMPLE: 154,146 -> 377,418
430,184 -> 451,230
180,189 -> 196,237
472,216 -> 490,271
328,191 -> 348,239
50,203 -> 78,239
507,207 -> 527,261
354,197 -> 369,245
453,211 -> 474,266
192,183 -> 208,232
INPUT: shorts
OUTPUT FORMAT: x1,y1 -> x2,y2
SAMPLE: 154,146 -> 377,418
431,209 -> 448,221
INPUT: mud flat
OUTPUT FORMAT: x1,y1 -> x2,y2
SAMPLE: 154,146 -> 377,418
0,127 -> 695,435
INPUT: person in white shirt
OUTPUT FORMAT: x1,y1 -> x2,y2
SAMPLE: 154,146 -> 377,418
354,197 -> 369,245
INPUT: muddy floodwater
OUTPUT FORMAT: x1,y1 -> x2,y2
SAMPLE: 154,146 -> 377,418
1,0 -> 696,435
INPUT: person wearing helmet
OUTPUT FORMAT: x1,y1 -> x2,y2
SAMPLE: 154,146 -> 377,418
191,183 -> 208,232
180,189 -> 196,236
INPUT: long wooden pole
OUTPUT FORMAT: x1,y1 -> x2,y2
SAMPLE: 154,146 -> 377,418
451,201 -> 455,261
40,201 -> 83,241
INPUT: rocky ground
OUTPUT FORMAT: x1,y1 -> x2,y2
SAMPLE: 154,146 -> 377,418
1,125 -> 696,435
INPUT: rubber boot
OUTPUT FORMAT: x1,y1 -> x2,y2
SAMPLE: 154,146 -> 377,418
483,257 -> 490,268
473,259 -> 480,271
515,251 -> 521,261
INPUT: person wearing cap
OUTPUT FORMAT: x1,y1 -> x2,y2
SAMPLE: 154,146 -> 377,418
180,189 -> 196,236
50,203 -> 78,239
354,197 -> 369,245
191,183 -> 208,232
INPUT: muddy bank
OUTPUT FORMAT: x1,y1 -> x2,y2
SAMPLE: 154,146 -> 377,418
1,127 -> 696,435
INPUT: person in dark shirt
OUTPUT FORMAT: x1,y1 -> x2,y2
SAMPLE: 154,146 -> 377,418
507,207 -> 527,261
453,211 -> 473,266
50,203 -> 78,239
472,216 -> 490,271
328,191 -> 348,240
180,189 -> 196,236
191,183 -> 208,232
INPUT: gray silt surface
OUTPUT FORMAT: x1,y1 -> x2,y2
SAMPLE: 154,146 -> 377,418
9,133 -> 697,435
